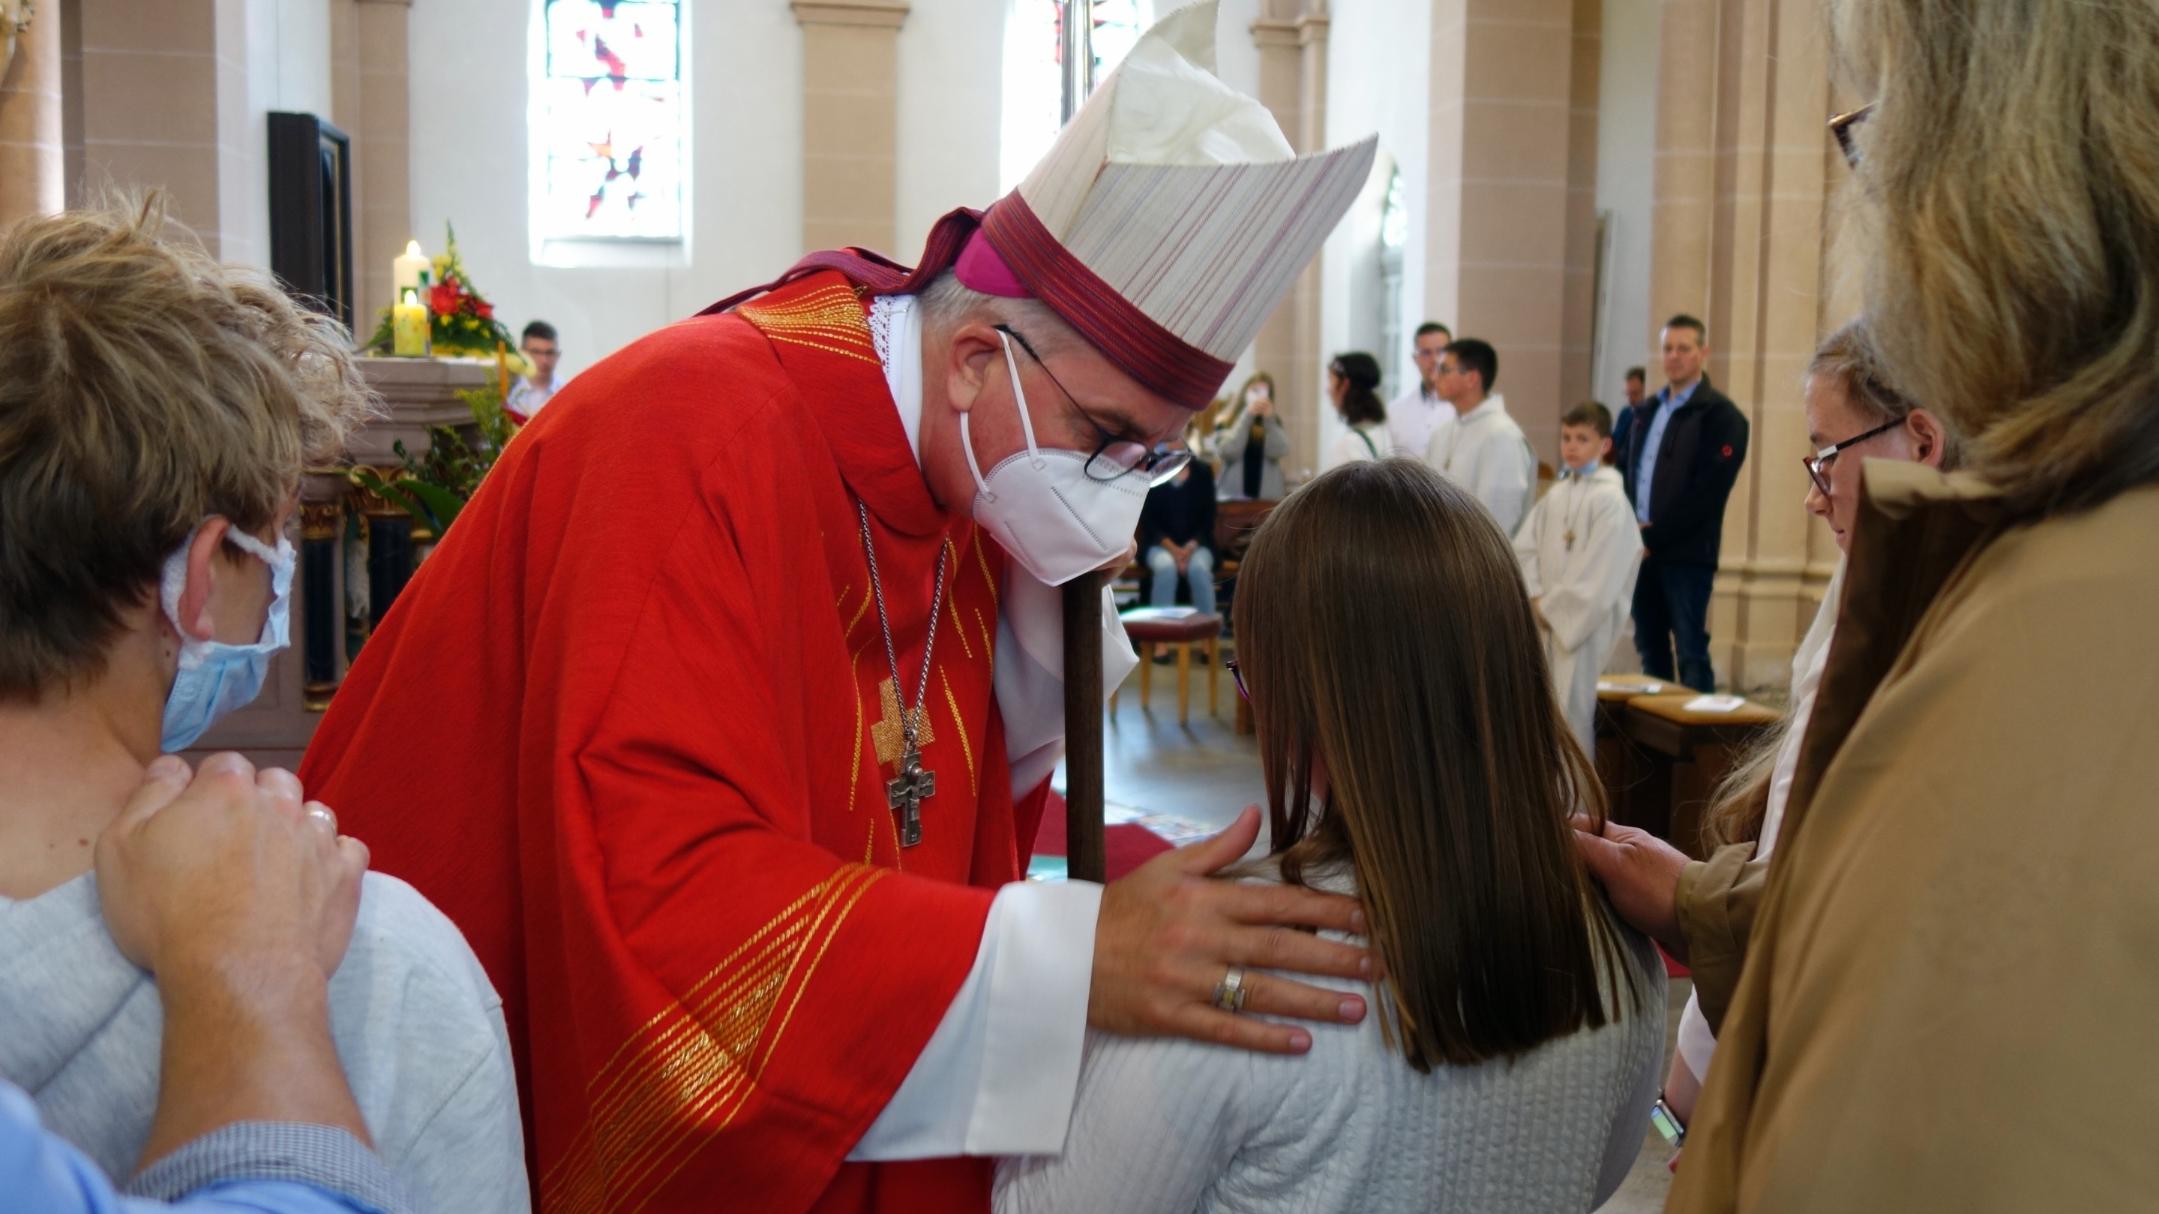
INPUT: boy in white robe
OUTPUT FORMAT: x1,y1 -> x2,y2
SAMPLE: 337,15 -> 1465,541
1515,402 -> 1643,753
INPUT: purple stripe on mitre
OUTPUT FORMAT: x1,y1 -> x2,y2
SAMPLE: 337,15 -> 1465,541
979,193 -> 1229,412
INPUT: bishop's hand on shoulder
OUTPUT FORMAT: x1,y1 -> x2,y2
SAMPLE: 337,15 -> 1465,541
1089,807 -> 1372,1055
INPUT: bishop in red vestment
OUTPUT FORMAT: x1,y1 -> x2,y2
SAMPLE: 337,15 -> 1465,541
302,6 -> 1379,1211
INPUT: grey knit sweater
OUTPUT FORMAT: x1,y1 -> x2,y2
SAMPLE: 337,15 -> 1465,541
996,870 -> 1665,1213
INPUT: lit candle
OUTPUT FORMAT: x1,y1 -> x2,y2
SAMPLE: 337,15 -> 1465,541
393,239 -> 429,295
393,288 -> 430,358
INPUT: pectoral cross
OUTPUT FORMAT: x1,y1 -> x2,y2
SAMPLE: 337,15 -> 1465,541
871,678 -> 936,848
1564,529 -> 1576,552
886,750 -> 935,848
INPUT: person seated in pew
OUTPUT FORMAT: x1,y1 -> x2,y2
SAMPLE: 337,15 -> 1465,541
1137,427 -> 1220,661
996,460 -> 1664,1214
0,200 -> 526,1210
1514,401 -> 1643,755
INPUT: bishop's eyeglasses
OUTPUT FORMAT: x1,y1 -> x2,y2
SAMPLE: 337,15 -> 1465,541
996,325 -> 1193,486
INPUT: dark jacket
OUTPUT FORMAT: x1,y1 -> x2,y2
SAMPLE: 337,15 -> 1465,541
1612,376 -> 1750,565
1137,462 -> 1217,555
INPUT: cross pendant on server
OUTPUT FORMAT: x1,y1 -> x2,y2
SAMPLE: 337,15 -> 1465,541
886,750 -> 936,848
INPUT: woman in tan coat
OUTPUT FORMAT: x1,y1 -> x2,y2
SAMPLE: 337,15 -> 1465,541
1578,1 -> 2159,1209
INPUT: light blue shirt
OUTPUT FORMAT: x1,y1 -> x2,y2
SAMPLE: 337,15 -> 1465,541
1633,379 -> 1699,524
1,1082 -> 396,1214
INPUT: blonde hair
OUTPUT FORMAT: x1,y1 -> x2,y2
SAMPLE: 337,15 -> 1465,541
1831,1 -> 2159,515
0,197 -> 375,699
1705,317 -> 1947,848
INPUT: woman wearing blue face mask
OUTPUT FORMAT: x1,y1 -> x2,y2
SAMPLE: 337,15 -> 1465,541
0,201 -> 529,1210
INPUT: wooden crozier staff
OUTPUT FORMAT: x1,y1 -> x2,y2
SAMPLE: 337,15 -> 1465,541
1058,0 -> 1109,884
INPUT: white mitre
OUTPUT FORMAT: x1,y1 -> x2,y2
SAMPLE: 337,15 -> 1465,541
964,1 -> 1377,409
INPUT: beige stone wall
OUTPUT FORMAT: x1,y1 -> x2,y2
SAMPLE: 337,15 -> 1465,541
1650,0 -> 1839,690
794,0 -> 907,257
336,0 -> 413,332
1248,0 -> 1330,463
1424,0 -> 1602,469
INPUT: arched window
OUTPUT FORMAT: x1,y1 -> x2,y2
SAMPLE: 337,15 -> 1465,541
1000,0 -> 1153,191
532,1 -> 686,245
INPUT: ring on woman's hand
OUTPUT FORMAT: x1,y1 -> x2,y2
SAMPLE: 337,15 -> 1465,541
304,805 -> 339,835
1211,965 -> 1249,1012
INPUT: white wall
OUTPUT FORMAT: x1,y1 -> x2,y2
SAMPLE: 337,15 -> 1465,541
1317,0 -> 1430,462
1593,0 -> 1657,402
407,0 -> 801,373
399,0 -> 1291,373
223,0 -> 332,269
898,0 -> 1004,253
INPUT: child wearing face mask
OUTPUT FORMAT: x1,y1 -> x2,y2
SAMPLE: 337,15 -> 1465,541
1513,402 -> 1643,755
0,202 -> 529,1209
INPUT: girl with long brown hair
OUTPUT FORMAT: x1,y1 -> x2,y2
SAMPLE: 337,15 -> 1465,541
997,459 -> 1661,1213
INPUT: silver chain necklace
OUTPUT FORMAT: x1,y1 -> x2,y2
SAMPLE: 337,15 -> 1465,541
857,500 -> 948,848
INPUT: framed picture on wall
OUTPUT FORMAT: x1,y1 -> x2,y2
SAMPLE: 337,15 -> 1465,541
268,111 -> 355,335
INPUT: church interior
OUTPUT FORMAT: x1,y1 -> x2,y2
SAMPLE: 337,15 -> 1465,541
7,0 -> 2144,1211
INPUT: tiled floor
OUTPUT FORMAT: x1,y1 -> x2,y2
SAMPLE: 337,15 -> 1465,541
1065,656 -> 1682,1212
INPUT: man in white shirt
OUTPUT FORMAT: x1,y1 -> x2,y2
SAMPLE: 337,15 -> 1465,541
505,320 -> 562,423
1385,321 -> 1454,457
1425,337 -> 1538,535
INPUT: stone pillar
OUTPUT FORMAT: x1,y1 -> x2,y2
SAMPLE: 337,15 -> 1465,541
1248,6 -> 1301,417
340,0 -> 412,336
0,0 -> 63,227
1648,0 -> 1837,690
76,0 -> 223,247
1559,0 -> 1602,414
1284,4 -> 1330,475
792,0 -> 908,256
1424,0 -> 1579,468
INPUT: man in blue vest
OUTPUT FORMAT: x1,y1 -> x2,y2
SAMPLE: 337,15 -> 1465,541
1612,314 -> 1750,691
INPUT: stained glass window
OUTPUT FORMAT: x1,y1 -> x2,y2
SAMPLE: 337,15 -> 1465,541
1001,0 -> 1153,191
535,0 -> 683,242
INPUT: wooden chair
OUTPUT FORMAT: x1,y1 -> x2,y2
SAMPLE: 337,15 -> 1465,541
1113,610 -> 1223,725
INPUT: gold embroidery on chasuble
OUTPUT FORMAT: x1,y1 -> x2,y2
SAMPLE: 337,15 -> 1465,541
539,866 -> 886,1214
734,284 -> 879,365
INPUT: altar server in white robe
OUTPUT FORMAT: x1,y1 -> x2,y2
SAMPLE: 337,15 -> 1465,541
1515,402 -> 1642,753
1427,338 -> 1538,534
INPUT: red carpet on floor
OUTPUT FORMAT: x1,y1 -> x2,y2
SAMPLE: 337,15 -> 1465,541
1033,792 -> 1174,880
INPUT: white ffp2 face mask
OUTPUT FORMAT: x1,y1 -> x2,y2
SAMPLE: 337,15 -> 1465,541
959,330 -> 1150,586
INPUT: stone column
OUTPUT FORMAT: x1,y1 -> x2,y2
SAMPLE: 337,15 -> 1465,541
340,0 -> 412,336
1424,0 -> 1581,469
1284,4 -> 1330,475
1248,5 -> 1302,418
0,0 -> 64,227
1647,0 -> 1837,689
1559,0 -> 1602,412
792,0 -> 908,256
76,0 -> 223,247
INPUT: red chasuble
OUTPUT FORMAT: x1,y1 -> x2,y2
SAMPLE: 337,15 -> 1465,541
301,273 -> 1045,1213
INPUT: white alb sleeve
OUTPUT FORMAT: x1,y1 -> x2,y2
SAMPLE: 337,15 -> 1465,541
848,879 -> 1103,1160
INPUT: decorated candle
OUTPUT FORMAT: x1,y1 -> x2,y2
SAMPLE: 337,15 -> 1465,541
394,239 -> 429,294
393,288 -> 430,358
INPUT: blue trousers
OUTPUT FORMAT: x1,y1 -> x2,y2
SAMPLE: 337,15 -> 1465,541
1145,545 -> 1217,616
1632,558 -> 1717,692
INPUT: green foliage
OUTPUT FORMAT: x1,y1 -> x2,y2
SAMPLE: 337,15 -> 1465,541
348,384 -> 519,539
